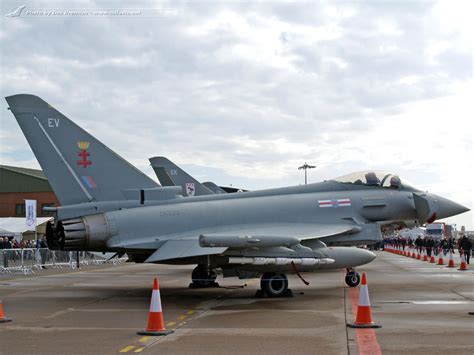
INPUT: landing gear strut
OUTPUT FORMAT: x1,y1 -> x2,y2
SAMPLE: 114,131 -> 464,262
345,268 -> 360,287
257,272 -> 293,298
189,264 -> 218,288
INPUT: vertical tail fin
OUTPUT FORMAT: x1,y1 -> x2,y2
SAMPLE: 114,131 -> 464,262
149,156 -> 214,197
6,94 -> 158,205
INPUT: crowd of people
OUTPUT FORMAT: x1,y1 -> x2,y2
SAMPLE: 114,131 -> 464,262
0,236 -> 48,249
384,234 -> 472,264
0,236 -> 50,268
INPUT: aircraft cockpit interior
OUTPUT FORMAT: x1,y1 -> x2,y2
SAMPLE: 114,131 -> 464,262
332,171 -> 421,191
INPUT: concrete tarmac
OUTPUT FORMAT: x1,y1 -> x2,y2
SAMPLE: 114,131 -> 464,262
0,251 -> 473,355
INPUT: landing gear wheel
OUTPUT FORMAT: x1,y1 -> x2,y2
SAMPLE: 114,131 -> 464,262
190,265 -> 218,288
345,270 -> 360,287
260,272 -> 292,297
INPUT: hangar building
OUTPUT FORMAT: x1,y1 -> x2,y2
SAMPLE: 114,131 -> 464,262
0,165 -> 59,218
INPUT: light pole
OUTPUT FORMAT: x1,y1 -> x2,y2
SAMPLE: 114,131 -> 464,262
298,162 -> 316,185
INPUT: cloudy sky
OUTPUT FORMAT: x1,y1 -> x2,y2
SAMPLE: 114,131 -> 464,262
0,0 -> 472,229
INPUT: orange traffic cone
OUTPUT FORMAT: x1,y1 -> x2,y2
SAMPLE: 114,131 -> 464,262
458,251 -> 469,271
447,250 -> 455,268
137,278 -> 173,336
423,248 -> 428,261
430,252 -> 436,263
415,248 -> 420,259
0,300 -> 12,323
347,273 -> 381,329
437,251 -> 444,265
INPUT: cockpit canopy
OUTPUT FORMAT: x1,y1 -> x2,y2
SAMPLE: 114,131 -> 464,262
332,171 -> 420,191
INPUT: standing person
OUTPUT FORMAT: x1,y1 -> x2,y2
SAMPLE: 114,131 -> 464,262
433,238 -> 439,256
448,237 -> 455,254
40,236 -> 48,265
1,237 -> 10,267
459,235 -> 472,264
0,238 -> 5,268
415,235 -> 422,254
35,237 -> 43,267
426,237 -> 433,257
439,238 -> 448,255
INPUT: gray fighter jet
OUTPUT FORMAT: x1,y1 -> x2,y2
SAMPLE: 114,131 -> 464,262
6,94 -> 469,297
149,156 -> 241,195
150,156 -> 216,196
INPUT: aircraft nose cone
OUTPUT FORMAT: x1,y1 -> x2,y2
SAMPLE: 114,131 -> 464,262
435,195 -> 470,219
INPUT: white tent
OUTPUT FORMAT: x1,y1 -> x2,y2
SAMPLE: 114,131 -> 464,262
0,217 -> 53,241
399,227 -> 426,239
0,228 -> 16,237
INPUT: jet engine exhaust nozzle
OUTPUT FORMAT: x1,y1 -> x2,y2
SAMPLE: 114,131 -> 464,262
46,214 -> 112,251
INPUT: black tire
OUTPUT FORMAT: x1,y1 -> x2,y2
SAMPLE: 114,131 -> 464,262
191,265 -> 217,287
260,272 -> 289,297
345,272 -> 360,287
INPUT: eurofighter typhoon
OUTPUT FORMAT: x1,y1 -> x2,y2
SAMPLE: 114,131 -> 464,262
150,156 -> 242,195
5,94 -> 469,297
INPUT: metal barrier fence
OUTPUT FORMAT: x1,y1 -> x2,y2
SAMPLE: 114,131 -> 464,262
0,248 -> 127,275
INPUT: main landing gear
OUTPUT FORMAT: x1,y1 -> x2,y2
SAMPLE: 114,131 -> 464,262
189,264 -> 219,288
345,268 -> 361,287
256,272 -> 293,298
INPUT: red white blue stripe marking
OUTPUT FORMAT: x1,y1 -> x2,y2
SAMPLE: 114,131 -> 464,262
318,198 -> 351,208
81,176 -> 97,188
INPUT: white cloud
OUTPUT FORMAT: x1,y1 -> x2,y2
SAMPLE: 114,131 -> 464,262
0,0 -> 472,229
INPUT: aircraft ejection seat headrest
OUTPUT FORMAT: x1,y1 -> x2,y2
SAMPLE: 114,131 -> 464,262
390,175 -> 401,188
365,172 -> 380,186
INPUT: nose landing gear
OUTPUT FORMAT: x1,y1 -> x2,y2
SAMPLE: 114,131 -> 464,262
345,268 -> 361,287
